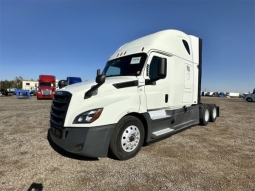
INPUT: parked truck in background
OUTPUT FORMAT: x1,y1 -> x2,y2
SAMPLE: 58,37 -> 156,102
49,29 -> 220,160
0,89 -> 12,96
37,75 -> 56,99
67,77 -> 82,85
205,92 -> 214,96
243,89 -> 255,102
226,92 -> 240,98
58,77 -> 82,89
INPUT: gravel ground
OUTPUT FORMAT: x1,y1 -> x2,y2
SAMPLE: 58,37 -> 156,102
0,96 -> 254,191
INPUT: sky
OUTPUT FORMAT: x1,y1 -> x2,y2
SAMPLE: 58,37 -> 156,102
0,0 -> 254,93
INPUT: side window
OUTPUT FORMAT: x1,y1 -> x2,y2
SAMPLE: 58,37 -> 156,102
182,40 -> 190,55
149,56 -> 166,79
106,66 -> 121,76
26,83 -> 30,85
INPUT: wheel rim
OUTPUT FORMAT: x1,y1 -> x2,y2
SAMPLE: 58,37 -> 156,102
205,109 -> 209,122
121,125 -> 140,152
213,108 -> 217,119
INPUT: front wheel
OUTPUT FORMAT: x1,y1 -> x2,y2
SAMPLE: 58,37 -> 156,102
109,116 -> 144,160
246,97 -> 253,102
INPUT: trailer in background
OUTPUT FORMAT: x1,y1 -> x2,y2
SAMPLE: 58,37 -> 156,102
15,89 -> 31,99
218,92 -> 226,97
58,77 -> 82,89
226,92 -> 240,98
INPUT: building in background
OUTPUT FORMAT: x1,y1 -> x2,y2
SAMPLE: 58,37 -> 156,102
22,80 -> 38,91
22,79 -> 58,91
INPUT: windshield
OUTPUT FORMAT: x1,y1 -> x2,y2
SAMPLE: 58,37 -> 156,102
102,53 -> 147,77
40,82 -> 54,87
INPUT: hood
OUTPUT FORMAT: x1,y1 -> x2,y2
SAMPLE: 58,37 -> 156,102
58,76 -> 138,95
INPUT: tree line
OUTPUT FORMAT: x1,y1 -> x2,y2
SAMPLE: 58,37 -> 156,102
0,76 -> 24,89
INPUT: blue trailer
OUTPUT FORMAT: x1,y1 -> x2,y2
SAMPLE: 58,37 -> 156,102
15,89 -> 31,99
58,77 -> 82,89
218,92 -> 226,97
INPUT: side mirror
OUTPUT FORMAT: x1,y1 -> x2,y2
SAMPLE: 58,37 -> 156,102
95,69 -> 106,84
158,58 -> 167,77
147,58 -> 167,84
58,80 -> 67,89
84,69 -> 106,99
96,75 -> 106,84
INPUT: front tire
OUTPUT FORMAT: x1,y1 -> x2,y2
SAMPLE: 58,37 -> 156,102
247,97 -> 253,102
109,116 -> 144,160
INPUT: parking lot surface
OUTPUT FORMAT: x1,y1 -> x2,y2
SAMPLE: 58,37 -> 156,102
0,96 -> 254,191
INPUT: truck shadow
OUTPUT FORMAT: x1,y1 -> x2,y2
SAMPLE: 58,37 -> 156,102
27,183 -> 43,191
47,130 -> 99,161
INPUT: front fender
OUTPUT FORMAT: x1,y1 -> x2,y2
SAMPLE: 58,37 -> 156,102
65,86 -> 140,127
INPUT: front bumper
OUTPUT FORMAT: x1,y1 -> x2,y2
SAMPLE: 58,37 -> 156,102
37,93 -> 54,99
49,124 -> 115,158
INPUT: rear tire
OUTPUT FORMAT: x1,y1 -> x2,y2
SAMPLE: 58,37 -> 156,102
209,105 -> 217,122
109,116 -> 144,160
200,105 -> 210,126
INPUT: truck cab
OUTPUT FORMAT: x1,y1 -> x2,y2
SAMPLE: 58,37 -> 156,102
49,30 -> 219,160
37,75 -> 56,99
243,89 -> 255,102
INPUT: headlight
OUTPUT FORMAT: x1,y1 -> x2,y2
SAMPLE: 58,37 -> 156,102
73,108 -> 103,124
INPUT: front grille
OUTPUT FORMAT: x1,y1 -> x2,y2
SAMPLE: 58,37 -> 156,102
41,89 -> 52,95
50,91 -> 72,136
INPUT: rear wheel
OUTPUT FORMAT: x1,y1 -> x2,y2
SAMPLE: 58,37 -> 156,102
209,105 -> 217,122
200,105 -> 210,126
109,116 -> 144,160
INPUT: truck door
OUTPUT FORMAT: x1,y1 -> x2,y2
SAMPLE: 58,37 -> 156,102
145,53 -> 170,110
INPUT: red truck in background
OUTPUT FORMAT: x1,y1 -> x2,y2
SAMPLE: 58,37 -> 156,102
37,75 -> 56,100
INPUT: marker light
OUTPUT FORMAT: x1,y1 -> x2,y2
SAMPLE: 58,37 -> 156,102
73,108 -> 103,124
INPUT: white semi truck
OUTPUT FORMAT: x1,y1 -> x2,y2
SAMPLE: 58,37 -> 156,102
49,29 -> 219,160
243,89 -> 255,102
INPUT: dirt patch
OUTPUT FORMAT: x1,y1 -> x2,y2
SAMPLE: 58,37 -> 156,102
0,96 -> 254,190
